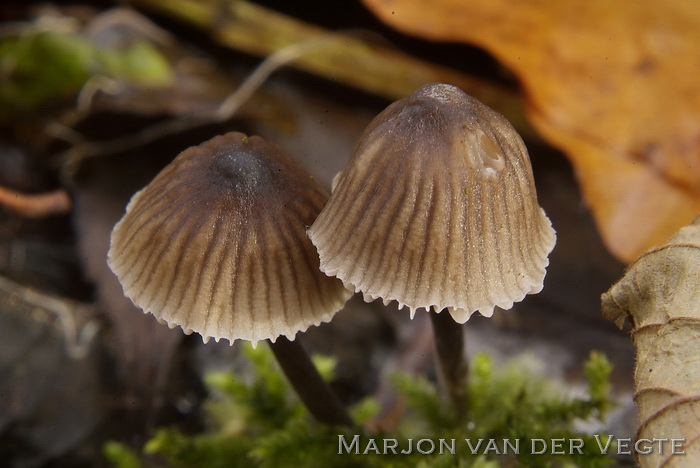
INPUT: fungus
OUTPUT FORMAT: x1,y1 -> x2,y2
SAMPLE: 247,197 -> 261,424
309,83 -> 556,410
108,132 -> 353,426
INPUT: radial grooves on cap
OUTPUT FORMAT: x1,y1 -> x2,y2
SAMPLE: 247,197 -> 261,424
309,83 -> 555,322
109,132 -> 351,344
197,214 -> 229,330
266,210 -> 309,327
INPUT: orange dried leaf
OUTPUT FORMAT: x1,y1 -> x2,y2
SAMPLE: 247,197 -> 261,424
363,0 -> 700,261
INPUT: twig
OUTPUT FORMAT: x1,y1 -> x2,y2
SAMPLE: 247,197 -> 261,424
0,275 -> 100,359
0,186 -> 72,218
57,34 -> 335,178
127,0 -> 534,138
58,0 -> 534,177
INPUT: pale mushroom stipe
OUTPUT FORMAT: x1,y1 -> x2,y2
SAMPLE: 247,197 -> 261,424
108,132 -> 353,426
309,83 -> 556,322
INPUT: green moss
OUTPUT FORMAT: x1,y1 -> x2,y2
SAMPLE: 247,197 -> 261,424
0,30 -> 172,119
106,345 -> 615,468
103,441 -> 142,468
391,352 -> 615,467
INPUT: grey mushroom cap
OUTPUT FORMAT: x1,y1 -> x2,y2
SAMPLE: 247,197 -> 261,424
108,132 -> 352,344
308,83 -> 556,323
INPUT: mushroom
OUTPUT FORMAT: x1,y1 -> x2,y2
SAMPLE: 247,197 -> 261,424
108,131 -> 353,426
309,83 -> 556,411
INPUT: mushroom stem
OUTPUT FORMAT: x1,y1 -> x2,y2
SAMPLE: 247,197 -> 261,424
268,336 -> 353,427
429,310 -> 469,415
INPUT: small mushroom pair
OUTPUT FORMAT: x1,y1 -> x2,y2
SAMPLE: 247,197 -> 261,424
108,83 -> 555,425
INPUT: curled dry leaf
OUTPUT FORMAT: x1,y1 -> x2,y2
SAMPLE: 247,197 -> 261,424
362,0 -> 700,262
602,217 -> 700,467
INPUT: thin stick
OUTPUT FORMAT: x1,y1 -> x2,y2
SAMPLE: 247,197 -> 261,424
58,36 -> 327,177
130,0 -> 531,138
429,310 -> 469,415
0,275 -> 99,359
268,336 -> 353,427
0,186 -> 71,218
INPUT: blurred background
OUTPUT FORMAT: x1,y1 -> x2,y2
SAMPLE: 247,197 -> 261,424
4,0 -> 698,466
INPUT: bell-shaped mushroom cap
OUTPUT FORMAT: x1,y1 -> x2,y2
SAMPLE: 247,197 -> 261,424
108,132 -> 352,344
309,83 -> 556,323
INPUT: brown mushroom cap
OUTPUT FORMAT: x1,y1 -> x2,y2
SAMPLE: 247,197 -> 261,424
309,83 -> 556,323
108,132 -> 351,344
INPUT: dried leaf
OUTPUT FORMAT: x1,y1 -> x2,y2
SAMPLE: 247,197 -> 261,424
602,218 -> 700,467
362,0 -> 700,262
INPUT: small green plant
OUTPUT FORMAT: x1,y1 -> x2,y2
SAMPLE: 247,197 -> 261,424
105,345 -> 615,468
0,30 -> 172,119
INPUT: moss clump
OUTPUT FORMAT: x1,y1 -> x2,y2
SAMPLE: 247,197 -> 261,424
105,346 -> 615,468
